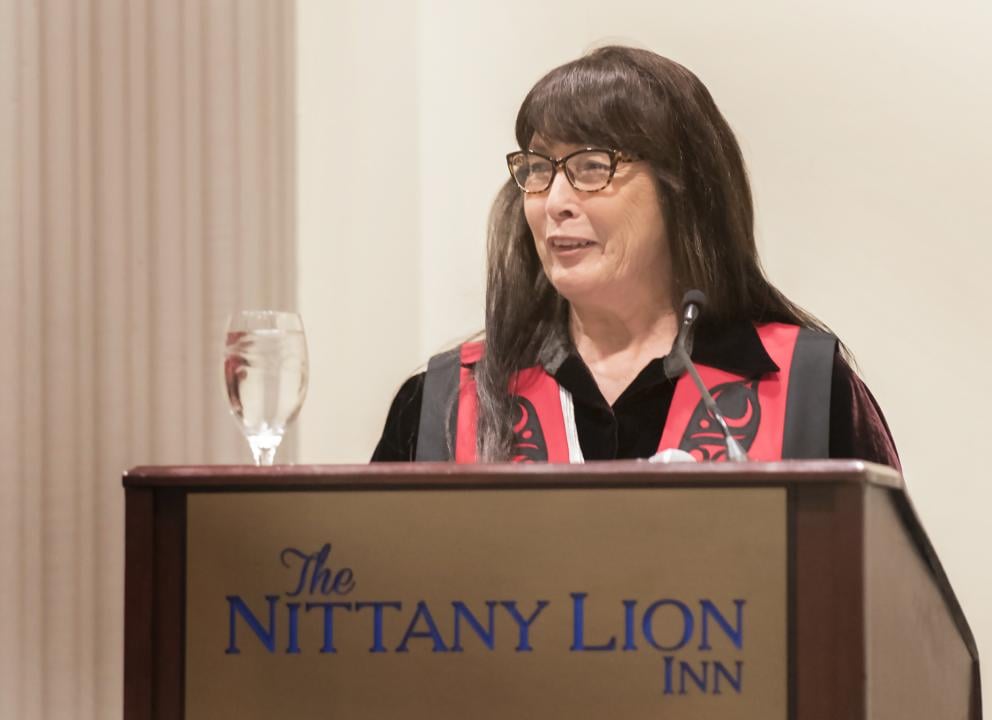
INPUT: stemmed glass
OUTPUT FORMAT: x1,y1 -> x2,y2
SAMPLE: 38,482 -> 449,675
223,310 -> 309,465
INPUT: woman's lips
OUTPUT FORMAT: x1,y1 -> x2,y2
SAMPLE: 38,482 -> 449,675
548,236 -> 596,253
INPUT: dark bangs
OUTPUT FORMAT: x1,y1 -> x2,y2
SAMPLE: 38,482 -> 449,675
514,49 -> 676,168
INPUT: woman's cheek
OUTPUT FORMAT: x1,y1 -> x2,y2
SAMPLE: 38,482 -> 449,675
523,200 -> 544,240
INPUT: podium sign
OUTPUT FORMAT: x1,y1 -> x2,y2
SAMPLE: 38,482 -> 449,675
124,462 -> 980,720
186,487 -> 786,719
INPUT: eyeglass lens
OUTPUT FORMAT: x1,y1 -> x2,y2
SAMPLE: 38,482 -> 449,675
510,150 -> 614,192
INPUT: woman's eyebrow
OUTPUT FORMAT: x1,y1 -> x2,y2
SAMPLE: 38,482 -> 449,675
527,134 -> 555,152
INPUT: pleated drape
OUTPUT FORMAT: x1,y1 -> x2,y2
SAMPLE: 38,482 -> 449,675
0,1 -> 297,717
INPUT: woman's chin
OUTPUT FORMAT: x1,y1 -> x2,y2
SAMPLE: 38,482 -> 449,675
548,270 -> 607,304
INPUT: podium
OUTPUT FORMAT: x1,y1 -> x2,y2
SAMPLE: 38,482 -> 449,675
123,461 -> 980,719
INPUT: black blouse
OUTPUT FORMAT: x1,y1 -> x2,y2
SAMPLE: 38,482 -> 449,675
371,322 -> 900,469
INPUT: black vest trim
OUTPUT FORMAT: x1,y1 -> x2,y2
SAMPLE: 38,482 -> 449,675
781,328 -> 836,459
415,347 -> 461,461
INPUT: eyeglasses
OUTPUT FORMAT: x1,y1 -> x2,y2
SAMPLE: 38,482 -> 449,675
505,147 -> 638,193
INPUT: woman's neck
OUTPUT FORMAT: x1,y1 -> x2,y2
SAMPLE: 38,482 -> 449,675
569,295 -> 680,405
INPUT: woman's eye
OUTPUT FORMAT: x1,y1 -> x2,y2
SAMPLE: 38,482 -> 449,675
576,159 -> 609,173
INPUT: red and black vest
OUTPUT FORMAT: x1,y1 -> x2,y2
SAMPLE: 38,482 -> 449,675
416,323 -> 836,462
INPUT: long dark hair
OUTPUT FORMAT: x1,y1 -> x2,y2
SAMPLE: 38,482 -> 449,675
476,46 -> 833,461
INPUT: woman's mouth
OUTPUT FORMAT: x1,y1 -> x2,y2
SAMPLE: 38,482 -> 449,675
549,236 -> 596,254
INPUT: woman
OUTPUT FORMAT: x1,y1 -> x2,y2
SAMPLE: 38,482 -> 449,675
372,46 -> 899,468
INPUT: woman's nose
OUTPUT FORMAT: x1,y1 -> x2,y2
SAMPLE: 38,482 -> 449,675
544,170 -> 578,219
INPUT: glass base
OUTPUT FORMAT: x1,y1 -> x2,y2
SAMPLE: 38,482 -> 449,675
247,432 -> 284,466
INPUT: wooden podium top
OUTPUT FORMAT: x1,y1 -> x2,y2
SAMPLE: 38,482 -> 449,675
124,458 -> 904,490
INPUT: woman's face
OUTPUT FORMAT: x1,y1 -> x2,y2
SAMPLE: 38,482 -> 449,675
523,138 -> 672,311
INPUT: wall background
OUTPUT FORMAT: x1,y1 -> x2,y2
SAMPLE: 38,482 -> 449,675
299,0 -> 991,697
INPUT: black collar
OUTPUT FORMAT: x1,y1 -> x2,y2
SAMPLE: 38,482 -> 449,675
550,320 -> 779,409
690,320 -> 779,377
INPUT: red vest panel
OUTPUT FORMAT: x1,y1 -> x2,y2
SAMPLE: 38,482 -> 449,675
454,323 -> 803,463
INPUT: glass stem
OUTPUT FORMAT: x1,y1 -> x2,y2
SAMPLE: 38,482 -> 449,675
248,436 -> 281,466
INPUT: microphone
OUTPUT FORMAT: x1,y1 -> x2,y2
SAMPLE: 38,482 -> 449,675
665,290 -> 749,462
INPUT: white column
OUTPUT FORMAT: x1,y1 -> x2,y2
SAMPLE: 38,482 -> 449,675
296,0 -> 423,462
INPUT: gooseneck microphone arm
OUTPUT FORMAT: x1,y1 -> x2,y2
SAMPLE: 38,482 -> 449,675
668,290 -> 749,462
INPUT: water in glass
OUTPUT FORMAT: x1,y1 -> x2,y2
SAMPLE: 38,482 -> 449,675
223,311 -> 308,465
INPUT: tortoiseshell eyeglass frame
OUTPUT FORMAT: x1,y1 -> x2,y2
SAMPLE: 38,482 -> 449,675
505,147 -> 640,193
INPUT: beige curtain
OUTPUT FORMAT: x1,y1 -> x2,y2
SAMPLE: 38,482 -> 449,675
0,0 -> 296,717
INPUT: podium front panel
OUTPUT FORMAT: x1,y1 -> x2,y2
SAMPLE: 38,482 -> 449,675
184,487 -> 786,719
